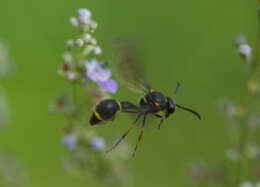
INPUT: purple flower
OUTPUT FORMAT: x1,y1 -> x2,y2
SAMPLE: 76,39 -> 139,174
86,59 -> 111,82
85,59 -> 118,93
91,136 -> 106,151
98,80 -> 117,93
62,134 -> 77,150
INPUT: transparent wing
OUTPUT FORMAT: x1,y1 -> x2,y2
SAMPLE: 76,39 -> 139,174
110,38 -> 151,93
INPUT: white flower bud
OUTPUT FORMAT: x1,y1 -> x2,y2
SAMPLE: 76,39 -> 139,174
66,39 -> 74,48
69,17 -> 78,27
76,39 -> 84,47
62,53 -> 73,63
90,38 -> 97,45
67,71 -> 77,81
90,21 -> 98,29
238,44 -> 252,61
94,46 -> 102,55
83,34 -> 92,42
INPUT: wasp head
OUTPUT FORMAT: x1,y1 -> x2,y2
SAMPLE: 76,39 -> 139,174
165,97 -> 175,118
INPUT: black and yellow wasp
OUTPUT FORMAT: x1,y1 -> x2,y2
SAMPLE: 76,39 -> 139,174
89,40 -> 201,156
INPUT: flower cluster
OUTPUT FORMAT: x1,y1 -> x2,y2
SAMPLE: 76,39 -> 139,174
0,41 -> 26,187
61,125 -> 131,186
69,9 -> 98,34
57,8 -> 117,94
188,4 -> 260,187
52,9 -> 131,186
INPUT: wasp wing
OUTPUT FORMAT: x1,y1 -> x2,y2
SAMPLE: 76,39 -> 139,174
110,38 -> 151,93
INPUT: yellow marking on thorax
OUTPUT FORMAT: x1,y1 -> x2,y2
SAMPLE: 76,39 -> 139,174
143,97 -> 148,103
117,101 -> 122,112
149,89 -> 154,93
154,102 -> 160,107
94,110 -> 103,120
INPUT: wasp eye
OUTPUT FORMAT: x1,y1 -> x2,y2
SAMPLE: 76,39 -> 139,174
167,97 -> 175,113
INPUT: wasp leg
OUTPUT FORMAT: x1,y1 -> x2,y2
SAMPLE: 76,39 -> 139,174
106,113 -> 143,153
154,114 -> 162,119
132,114 -> 147,157
158,117 -> 166,130
154,114 -> 166,130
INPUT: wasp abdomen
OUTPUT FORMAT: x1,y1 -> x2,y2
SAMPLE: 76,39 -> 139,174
90,99 -> 121,125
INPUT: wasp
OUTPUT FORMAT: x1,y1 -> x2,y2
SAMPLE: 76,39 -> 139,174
89,40 -> 201,156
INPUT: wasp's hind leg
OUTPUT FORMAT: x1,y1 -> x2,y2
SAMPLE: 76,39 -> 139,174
106,113 -> 143,153
133,114 -> 147,157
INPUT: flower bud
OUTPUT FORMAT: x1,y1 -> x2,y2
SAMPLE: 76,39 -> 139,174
238,44 -> 252,62
69,17 -> 78,27
76,39 -> 84,47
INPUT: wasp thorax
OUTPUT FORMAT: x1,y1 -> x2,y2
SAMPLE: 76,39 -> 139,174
146,91 -> 166,108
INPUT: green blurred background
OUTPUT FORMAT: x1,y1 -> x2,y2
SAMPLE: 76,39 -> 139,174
0,0 -> 257,186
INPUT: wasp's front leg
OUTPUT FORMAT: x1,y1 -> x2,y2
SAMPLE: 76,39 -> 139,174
154,113 -> 166,130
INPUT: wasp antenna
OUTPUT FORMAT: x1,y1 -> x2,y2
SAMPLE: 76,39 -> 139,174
173,82 -> 181,98
175,104 -> 201,120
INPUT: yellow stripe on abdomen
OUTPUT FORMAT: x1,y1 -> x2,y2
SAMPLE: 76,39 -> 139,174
94,110 -> 103,120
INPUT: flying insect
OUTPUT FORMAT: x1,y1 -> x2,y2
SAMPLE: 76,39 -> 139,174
89,40 -> 201,156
